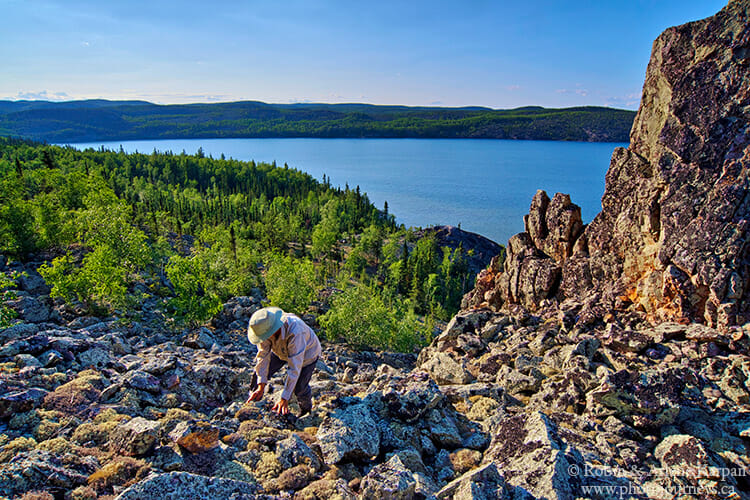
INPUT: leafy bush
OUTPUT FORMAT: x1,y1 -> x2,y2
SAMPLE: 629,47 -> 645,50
165,253 -> 223,325
264,254 -> 317,313
39,191 -> 150,313
0,274 -> 18,328
319,281 -> 430,352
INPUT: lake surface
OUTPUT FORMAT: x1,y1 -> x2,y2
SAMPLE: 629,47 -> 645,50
68,138 -> 627,245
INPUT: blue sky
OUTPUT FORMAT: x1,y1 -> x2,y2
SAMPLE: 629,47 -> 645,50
1,0 -> 728,110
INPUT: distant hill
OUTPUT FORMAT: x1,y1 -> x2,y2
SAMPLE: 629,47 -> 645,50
0,99 -> 635,143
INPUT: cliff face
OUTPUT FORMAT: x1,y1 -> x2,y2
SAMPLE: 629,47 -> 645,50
467,0 -> 750,330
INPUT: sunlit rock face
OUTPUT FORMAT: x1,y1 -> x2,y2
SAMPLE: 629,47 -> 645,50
466,0 -> 750,330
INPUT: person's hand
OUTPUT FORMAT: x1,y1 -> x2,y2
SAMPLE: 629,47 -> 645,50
272,398 -> 289,415
248,383 -> 266,402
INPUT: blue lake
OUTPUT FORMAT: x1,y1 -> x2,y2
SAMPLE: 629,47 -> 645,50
68,138 -> 627,245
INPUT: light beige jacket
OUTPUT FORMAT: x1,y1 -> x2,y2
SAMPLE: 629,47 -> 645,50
255,313 -> 321,400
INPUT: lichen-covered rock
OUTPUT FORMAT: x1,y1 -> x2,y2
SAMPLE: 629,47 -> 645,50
275,433 -> 322,472
589,367 -> 696,429
317,402 -> 380,464
369,370 -> 445,422
114,471 -> 262,500
9,296 -> 51,323
482,412 -> 578,500
359,454 -> 416,500
293,478 -> 357,500
0,450 -> 90,498
417,351 -> 473,385
110,417 -> 161,456
169,420 -> 220,454
0,388 -> 47,418
436,463 -> 533,500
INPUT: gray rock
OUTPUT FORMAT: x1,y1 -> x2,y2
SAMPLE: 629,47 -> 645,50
115,471 -> 262,500
360,454 -> 416,500
184,327 -> 215,350
0,388 -> 48,418
276,433 -> 322,472
0,450 -> 90,497
418,351 -> 473,385
371,371 -> 445,422
9,296 -> 50,323
14,353 -> 42,368
39,349 -> 64,367
110,417 -> 161,456
125,370 -> 162,393
482,411 -> 578,500
150,445 -> 184,472
436,463 -> 533,500
0,322 -> 39,344
19,271 -> 50,295
501,368 -> 544,395
425,408 -> 462,449
317,402 -> 380,464
142,355 -> 177,375
77,346 -> 112,368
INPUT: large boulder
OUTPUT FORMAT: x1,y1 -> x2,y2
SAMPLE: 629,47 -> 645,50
481,412 -> 579,500
359,454 -> 417,500
114,471 -> 262,500
110,417 -> 161,457
316,402 -> 380,464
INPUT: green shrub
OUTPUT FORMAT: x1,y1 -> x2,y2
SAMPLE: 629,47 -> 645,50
165,253 -> 223,324
264,254 -> 317,313
0,274 -> 18,328
319,281 -> 430,353
38,191 -> 150,313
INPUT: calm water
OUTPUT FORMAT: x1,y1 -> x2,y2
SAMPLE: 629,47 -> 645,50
69,138 -> 626,245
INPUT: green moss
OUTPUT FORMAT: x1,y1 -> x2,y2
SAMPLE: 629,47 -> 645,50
69,486 -> 98,500
87,456 -> 150,494
0,436 -> 37,462
94,408 -> 130,425
37,436 -> 72,455
72,422 -> 107,446
254,451 -> 283,482
9,410 -> 40,430
215,460 -> 257,483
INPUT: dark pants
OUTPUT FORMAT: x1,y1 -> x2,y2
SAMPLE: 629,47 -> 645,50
250,353 -> 316,412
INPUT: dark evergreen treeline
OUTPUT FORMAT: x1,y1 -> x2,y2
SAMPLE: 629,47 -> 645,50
0,100 -> 635,143
0,137 -> 480,351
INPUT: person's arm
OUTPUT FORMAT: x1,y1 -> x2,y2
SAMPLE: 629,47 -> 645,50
255,338 -> 272,384
249,339 -> 272,401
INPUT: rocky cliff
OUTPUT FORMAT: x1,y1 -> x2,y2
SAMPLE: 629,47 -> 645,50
465,0 -> 750,331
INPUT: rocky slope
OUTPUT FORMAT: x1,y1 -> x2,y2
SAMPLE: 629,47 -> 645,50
1,2 -> 749,500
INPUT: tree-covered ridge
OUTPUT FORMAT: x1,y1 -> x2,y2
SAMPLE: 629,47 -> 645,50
0,137 -> 483,351
0,100 -> 635,143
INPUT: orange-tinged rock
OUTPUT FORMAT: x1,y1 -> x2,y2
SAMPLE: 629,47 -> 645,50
168,421 -> 219,454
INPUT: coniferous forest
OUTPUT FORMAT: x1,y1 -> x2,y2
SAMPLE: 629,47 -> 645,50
0,100 -> 635,143
0,137 -> 481,351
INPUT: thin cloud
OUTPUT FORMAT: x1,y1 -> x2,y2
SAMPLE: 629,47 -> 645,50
9,91 -> 70,101
555,88 -> 589,97
605,92 -> 641,109
505,85 -> 521,92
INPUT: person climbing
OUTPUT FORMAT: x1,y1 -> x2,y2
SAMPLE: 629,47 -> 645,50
246,306 -> 321,416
